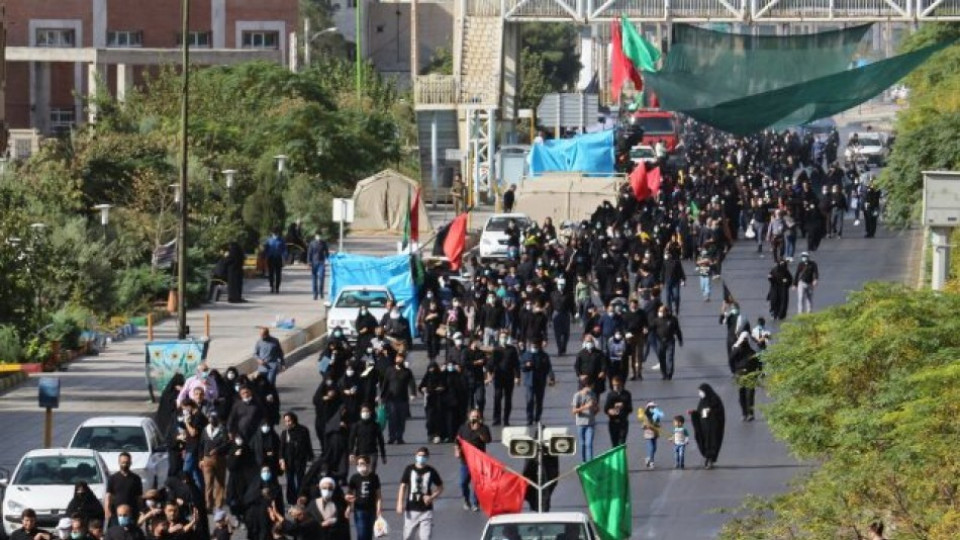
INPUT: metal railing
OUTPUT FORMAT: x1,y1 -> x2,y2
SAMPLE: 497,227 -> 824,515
415,75 -> 459,106
467,0 -> 503,16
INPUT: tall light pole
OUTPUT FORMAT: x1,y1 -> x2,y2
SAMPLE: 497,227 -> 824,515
93,204 -> 113,239
355,0 -> 363,102
303,24 -> 337,69
177,0 -> 191,339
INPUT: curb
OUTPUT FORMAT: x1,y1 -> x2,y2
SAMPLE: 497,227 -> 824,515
0,371 -> 29,394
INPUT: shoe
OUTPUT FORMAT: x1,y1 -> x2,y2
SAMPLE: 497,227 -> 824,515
463,502 -> 471,511
742,415 -> 748,422
629,375 -> 637,381
471,505 -> 480,512
503,421 -> 510,426
644,458 -> 651,467
747,414 -> 755,422
705,460 -> 714,470
397,439 -> 406,445
492,420 -> 501,426
388,439 -> 396,445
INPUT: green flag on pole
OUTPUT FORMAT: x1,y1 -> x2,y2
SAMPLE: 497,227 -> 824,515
402,186 -> 411,249
577,445 -> 632,540
621,16 -> 662,72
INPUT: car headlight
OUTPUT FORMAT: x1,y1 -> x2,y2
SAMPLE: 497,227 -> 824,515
6,499 -> 23,514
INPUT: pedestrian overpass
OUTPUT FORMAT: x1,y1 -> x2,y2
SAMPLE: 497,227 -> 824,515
413,0 -> 960,206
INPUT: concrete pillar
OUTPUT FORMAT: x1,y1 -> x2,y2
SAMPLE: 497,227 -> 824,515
33,62 -> 51,133
87,63 -> 106,124
931,227 -> 952,291
92,0 -> 107,47
212,0 -> 227,48
116,63 -> 133,102
501,22 -> 519,121
577,25 -> 594,90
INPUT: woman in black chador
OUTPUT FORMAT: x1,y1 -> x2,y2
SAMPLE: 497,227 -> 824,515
689,383 -> 725,469
767,260 -> 793,321
225,241 -> 245,303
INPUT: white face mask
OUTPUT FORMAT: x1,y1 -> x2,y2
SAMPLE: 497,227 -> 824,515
320,489 -> 333,500
361,412 -> 371,420
584,341 -> 594,351
261,425 -> 270,434
699,390 -> 706,399
345,369 -> 355,377
357,465 -> 369,475
235,438 -> 243,446
242,397 -> 252,404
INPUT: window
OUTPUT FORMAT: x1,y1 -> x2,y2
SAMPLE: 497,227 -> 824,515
50,108 -> 76,135
107,30 -> 143,47
334,290 -> 392,309
241,31 -> 279,49
70,426 -> 149,453
13,456 -> 103,486
177,31 -> 212,47
36,28 -> 76,47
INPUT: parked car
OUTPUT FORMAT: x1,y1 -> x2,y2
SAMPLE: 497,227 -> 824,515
630,145 -> 657,166
1,448 -> 109,535
67,416 -> 168,489
481,512 -> 601,540
478,213 -> 532,263
325,286 -> 395,342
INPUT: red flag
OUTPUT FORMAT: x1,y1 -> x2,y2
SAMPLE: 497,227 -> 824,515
442,213 -> 469,270
647,165 -> 662,195
629,160 -> 651,201
410,186 -> 421,243
458,437 -> 527,517
610,21 -> 643,102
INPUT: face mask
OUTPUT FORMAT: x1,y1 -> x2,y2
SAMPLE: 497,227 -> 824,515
584,341 -> 594,351
234,384 -> 241,392
320,489 -> 333,499
146,500 -> 156,508
242,397 -> 252,404
614,333 -> 622,340
359,308 -> 367,315
71,533 -> 82,540
390,311 -> 400,319
454,339 -> 463,346
261,471 -> 272,482
235,438 -> 243,446
415,455 -> 428,466
446,364 -> 456,372
699,390 -> 706,399
529,347 -> 538,353
261,425 -> 270,434
117,516 -> 131,527
357,465 -> 369,475
346,369 -> 355,377
498,337 -> 508,346
361,412 -> 371,420
200,371 -> 209,379
227,372 -> 236,381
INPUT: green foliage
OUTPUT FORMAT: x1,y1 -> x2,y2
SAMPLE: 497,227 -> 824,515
421,47 -> 454,75
878,23 -> 960,226
720,283 -> 960,539
0,325 -> 23,363
48,305 -> 94,350
114,266 -> 171,315
22,337 -> 52,365
519,23 -> 582,109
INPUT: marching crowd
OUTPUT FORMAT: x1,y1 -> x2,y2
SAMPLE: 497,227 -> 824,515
5,120 -> 882,540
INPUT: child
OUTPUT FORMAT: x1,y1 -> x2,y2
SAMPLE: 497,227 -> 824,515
575,276 -> 592,321
212,509 -> 233,540
639,402 -> 663,468
696,248 -> 713,302
672,415 -> 690,469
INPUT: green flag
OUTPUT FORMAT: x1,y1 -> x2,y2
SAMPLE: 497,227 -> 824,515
621,16 -> 661,72
577,445 -> 632,540
690,200 -> 700,219
402,186 -> 411,249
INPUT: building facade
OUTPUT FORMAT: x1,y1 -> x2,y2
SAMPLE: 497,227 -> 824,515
4,0 -> 298,138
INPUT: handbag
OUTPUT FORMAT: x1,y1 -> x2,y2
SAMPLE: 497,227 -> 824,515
376,404 -> 388,431
744,220 -> 757,239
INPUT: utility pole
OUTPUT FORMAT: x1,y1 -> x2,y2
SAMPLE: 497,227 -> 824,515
410,0 -> 419,79
355,0 -> 363,102
177,0 -> 191,339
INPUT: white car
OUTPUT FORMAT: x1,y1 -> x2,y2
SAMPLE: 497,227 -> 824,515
848,132 -> 889,166
1,448 -> 109,535
630,144 -> 657,166
67,416 -> 169,489
325,286 -> 395,341
479,213 -> 532,262
481,512 -> 601,540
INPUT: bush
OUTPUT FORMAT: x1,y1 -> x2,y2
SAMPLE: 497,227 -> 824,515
22,337 -> 52,364
48,305 -> 94,350
0,325 -> 23,363
115,265 -> 171,314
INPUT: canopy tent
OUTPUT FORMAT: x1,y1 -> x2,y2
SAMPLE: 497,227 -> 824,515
350,169 -> 433,235
528,130 -> 616,176
641,23 -> 956,135
515,173 -> 624,224
329,252 -> 419,337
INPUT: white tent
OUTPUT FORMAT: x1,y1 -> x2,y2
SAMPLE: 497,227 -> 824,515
351,169 -> 433,235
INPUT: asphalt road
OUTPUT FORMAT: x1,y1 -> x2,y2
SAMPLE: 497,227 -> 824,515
269,220 -> 916,539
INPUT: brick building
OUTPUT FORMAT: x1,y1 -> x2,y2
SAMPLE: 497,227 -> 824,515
3,0 -> 298,142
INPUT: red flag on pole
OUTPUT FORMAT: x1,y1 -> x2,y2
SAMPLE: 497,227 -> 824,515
457,437 -> 527,517
629,160 -> 651,201
410,186 -> 421,243
442,213 -> 469,270
646,165 -> 662,195
610,21 -> 643,102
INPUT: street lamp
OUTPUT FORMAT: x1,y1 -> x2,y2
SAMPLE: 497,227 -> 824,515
93,204 -> 113,239
30,223 -> 47,234
274,155 -> 289,174
222,169 -> 237,190
170,183 -> 182,204
303,26 -> 337,68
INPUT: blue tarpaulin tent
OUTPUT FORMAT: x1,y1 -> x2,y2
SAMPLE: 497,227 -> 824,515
329,253 -> 419,337
528,129 -> 616,176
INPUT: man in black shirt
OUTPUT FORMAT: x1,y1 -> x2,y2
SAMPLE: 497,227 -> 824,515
488,332 -> 521,426
348,404 -> 387,471
103,453 -> 143,527
652,305 -> 684,380
396,447 -> 443,540
279,411 -> 314,505
604,376 -> 633,447
346,455 -> 382,540
455,409 -> 492,512
8,509 -> 47,540
104,505 -> 145,540
381,352 -> 418,444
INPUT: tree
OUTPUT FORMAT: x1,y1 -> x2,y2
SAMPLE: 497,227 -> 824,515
519,23 -> 582,110
720,283 -> 960,539
421,47 -> 453,75
877,23 -> 960,226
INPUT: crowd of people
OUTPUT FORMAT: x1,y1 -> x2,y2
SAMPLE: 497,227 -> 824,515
5,118 -> 883,540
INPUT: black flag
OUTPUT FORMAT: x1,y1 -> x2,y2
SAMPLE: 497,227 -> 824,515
722,280 -> 737,304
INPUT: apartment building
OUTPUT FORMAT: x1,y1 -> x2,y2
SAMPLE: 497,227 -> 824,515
4,0 -> 298,139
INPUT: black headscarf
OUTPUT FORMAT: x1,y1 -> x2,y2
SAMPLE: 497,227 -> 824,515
156,373 -> 186,436
691,383 -> 725,462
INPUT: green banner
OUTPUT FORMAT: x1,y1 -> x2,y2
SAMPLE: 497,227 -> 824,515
621,17 -> 661,72
577,445 -> 632,540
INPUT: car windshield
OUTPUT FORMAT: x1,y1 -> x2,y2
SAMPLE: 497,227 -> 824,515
483,522 -> 587,540
630,148 -> 656,159
71,425 -> 149,453
634,116 -> 676,135
486,217 -> 530,232
335,290 -> 391,309
859,136 -> 882,147
14,456 -> 102,485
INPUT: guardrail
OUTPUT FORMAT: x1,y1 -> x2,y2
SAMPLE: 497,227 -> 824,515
415,75 -> 458,106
